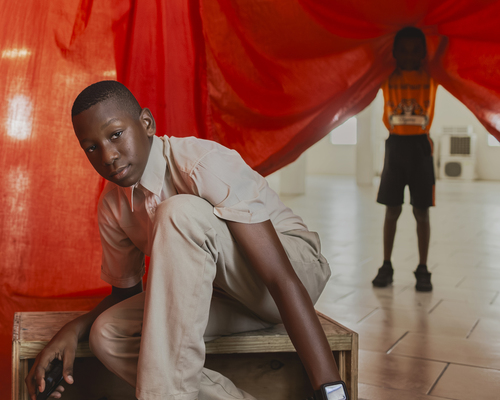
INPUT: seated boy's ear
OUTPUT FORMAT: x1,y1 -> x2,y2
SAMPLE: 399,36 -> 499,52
141,108 -> 156,136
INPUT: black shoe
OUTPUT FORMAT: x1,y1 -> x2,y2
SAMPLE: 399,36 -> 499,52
372,262 -> 393,287
414,265 -> 432,292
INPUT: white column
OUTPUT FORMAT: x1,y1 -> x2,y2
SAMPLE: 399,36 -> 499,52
356,104 -> 374,186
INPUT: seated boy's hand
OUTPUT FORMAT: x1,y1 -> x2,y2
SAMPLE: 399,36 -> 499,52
25,325 -> 79,400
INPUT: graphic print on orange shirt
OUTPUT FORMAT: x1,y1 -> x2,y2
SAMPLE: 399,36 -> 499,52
382,68 -> 437,135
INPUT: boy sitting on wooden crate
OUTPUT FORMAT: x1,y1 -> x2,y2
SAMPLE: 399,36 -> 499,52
26,81 -> 348,400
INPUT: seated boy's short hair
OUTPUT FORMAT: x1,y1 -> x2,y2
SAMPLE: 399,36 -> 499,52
72,80 -> 142,118
393,26 -> 427,54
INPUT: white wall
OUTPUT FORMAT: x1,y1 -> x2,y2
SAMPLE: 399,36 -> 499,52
304,87 -> 500,181
306,136 -> 356,175
305,90 -> 384,177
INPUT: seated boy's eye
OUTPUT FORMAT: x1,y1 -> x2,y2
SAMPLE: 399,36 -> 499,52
111,131 -> 123,140
86,145 -> 96,153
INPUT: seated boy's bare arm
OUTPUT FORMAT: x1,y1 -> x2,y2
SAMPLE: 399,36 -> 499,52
26,281 -> 143,400
226,220 -> 341,390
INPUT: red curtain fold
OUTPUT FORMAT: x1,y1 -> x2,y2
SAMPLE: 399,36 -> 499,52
2,0 -> 500,393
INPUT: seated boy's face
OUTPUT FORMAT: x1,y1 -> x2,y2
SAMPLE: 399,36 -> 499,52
393,37 -> 426,71
72,98 -> 154,187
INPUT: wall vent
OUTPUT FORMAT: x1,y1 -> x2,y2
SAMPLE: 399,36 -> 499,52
439,128 -> 476,180
450,136 -> 471,155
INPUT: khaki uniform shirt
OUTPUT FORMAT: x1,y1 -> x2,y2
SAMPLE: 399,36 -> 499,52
98,135 -> 307,288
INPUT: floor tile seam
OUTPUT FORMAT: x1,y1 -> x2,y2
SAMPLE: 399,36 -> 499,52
376,351 -> 454,365
429,299 -> 498,307
384,324 -> 479,343
386,352 -> 500,372
400,331 -> 500,346
357,382 -> 456,400
331,289 -> 357,302
465,318 -> 480,339
329,283 -> 376,289
490,291 -> 500,305
358,373 -> 461,398
385,331 -> 409,354
348,305 -> 438,313
427,362 -> 450,396
356,307 -> 380,324
461,313 -> 500,322
394,285 -> 411,295
386,330 -> 477,340
427,299 -> 444,314
454,276 -> 467,288
358,257 -> 373,266
366,305 -> 438,313
436,362 -> 500,373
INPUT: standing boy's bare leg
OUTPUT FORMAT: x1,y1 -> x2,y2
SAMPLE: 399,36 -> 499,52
373,205 -> 402,287
412,206 -> 432,291
383,205 -> 403,261
413,206 -> 430,266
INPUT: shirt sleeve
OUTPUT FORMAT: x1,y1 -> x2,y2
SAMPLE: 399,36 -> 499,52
98,198 -> 145,288
185,144 -> 271,224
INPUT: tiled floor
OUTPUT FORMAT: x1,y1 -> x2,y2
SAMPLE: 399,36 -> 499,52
278,175 -> 500,400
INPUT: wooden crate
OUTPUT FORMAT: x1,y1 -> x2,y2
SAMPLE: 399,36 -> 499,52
12,311 -> 357,400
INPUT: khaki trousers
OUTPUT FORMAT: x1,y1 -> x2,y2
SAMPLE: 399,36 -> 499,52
89,195 -> 330,400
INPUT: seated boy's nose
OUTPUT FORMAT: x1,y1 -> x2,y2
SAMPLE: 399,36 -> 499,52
103,150 -> 119,165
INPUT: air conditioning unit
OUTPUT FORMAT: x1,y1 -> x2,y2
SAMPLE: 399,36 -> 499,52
438,126 -> 477,180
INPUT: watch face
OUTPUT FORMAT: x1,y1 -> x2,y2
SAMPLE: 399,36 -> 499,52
325,383 -> 347,400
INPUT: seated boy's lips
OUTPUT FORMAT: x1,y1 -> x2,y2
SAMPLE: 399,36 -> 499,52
110,165 -> 130,180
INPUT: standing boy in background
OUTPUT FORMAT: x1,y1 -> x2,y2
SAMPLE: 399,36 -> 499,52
372,27 -> 437,292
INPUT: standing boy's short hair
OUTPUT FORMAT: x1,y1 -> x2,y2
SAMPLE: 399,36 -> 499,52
71,80 -> 142,118
393,27 -> 427,55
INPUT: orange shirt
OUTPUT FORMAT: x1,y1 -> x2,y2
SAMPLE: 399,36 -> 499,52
382,68 -> 437,135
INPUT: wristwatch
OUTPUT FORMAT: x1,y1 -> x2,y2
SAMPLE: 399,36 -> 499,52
313,381 -> 349,400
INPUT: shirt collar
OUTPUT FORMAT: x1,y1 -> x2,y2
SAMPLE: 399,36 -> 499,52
139,135 -> 166,197
124,136 -> 166,211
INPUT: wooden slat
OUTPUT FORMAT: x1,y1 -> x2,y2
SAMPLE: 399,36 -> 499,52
205,319 -> 352,354
347,323 -> 359,400
16,312 -> 86,342
12,313 -> 21,341
16,311 -> 354,358
337,351 -> 346,381
12,336 -> 20,400
18,342 -> 93,360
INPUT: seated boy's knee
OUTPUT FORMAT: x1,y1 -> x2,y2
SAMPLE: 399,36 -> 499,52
89,312 -> 113,359
154,194 -> 211,226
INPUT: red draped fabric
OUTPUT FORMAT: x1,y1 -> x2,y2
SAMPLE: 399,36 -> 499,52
2,0 -> 500,392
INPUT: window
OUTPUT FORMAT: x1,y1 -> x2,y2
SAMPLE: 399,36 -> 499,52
329,117 -> 357,145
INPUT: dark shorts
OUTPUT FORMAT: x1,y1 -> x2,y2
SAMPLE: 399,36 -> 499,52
377,134 -> 435,208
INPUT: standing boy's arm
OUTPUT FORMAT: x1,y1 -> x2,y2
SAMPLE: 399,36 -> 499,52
226,220 -> 341,390
25,282 -> 143,400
